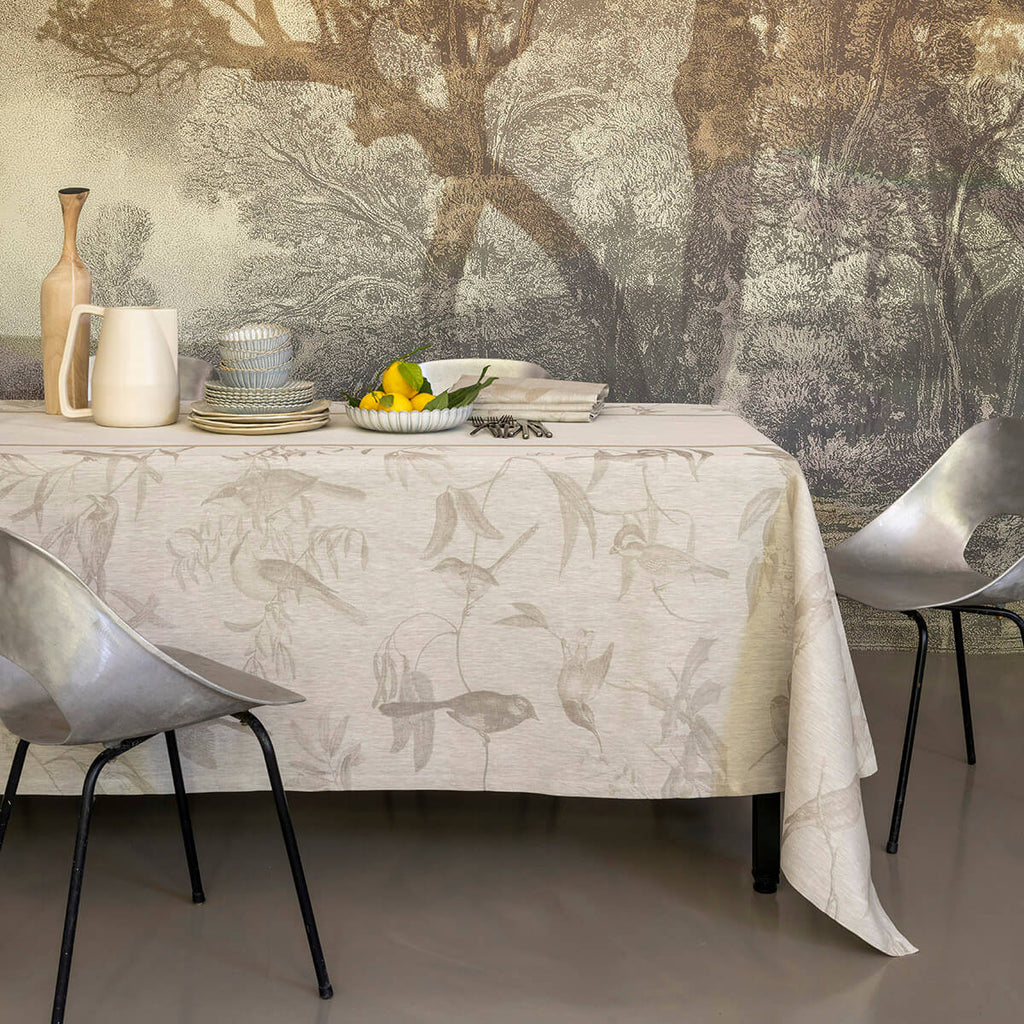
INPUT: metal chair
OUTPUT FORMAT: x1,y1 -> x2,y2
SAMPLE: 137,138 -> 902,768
0,528 -> 332,1022
178,355 -> 214,401
827,416 -> 1024,853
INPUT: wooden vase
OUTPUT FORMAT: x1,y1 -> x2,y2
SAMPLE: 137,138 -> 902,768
41,187 -> 92,414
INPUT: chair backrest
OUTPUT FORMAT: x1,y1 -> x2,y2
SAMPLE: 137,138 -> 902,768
179,356 -> 214,401
0,528 -> 222,745
836,417 -> 1024,572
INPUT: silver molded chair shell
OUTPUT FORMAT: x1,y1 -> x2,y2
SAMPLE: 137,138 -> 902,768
827,416 -> 1024,611
0,528 -> 301,746
825,415 -> 1024,856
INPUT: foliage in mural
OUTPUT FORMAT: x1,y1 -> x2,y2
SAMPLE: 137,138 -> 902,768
676,0 -> 1024,489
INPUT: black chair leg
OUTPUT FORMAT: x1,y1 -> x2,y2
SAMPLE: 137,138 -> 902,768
234,712 -> 333,1000
752,792 -> 781,893
888,610 -> 929,855
950,610 -> 976,765
955,605 -> 1024,649
0,739 -> 30,852
52,736 -> 151,1024
164,731 -> 206,904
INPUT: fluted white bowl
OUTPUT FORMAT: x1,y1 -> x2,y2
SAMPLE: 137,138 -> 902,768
345,404 -> 473,433
218,345 -> 293,369
217,323 -> 291,350
418,359 -> 549,394
219,363 -> 291,388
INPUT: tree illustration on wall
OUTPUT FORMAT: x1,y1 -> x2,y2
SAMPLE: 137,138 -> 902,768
39,0 -> 642,394
675,0 -> 1024,448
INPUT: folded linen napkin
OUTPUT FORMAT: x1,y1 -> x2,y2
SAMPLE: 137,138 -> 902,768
456,376 -> 609,422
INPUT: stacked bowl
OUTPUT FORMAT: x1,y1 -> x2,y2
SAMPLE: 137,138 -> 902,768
190,323 -> 326,434
217,323 -> 293,387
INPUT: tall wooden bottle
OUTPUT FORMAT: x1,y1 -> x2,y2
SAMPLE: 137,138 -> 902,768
41,187 -> 92,414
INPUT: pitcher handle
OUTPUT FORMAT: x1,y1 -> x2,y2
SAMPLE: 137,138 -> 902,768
58,304 -> 104,419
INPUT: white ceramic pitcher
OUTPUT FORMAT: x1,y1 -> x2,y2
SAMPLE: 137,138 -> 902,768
59,305 -> 179,426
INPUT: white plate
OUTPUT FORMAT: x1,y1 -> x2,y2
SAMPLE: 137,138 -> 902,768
189,414 -> 330,435
204,380 -> 315,413
345,404 -> 473,433
418,359 -> 549,394
190,400 -> 329,423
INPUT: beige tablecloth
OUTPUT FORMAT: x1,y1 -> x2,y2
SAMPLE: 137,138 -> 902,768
0,401 -> 913,955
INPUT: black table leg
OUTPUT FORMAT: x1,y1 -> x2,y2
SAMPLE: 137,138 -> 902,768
752,792 -> 781,894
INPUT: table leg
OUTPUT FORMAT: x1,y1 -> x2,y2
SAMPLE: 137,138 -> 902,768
752,792 -> 781,894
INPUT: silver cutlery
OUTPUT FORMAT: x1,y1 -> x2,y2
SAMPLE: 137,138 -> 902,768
469,415 -> 552,439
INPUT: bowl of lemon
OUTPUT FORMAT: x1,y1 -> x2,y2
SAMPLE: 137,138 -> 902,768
343,349 -> 495,434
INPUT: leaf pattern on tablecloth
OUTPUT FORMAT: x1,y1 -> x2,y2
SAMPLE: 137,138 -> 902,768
543,467 -> 596,569
0,448 -> 171,627
424,490 -> 457,557
293,714 -> 363,789
383,449 -> 448,489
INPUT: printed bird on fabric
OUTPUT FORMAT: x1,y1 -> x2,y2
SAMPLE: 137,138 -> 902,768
204,469 -> 365,517
229,538 -> 366,623
556,631 -> 613,750
610,523 -> 728,598
378,690 -> 538,739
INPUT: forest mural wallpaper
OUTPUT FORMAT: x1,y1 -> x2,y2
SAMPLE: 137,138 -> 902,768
1,1 -> 1024,648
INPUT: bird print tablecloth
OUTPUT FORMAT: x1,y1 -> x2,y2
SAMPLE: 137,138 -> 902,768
0,401 -> 913,956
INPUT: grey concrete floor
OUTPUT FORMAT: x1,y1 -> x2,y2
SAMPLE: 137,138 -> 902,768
0,651 -> 1021,1023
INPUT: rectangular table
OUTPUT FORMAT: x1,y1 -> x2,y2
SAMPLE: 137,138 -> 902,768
0,400 -> 914,955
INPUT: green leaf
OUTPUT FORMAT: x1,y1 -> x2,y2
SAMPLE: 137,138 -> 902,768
397,361 -> 424,391
421,367 -> 496,410
420,376 -> 433,395
380,393 -> 395,409
338,391 -> 361,408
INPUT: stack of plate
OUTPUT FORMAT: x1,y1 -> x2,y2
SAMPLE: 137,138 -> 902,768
203,379 -> 316,413
189,399 -> 331,436
195,322 -> 327,435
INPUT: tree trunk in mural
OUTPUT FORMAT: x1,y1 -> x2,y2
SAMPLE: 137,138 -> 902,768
423,176 -> 488,348
41,0 -> 637,393
673,0 -> 765,403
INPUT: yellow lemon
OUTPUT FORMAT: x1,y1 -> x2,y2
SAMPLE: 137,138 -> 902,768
359,391 -> 385,410
411,392 -> 434,411
381,361 -> 419,399
380,392 -> 413,412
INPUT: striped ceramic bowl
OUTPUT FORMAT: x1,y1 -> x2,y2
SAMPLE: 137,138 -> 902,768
345,404 -> 473,433
217,323 -> 291,351
217,344 -> 293,369
218,363 -> 291,388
